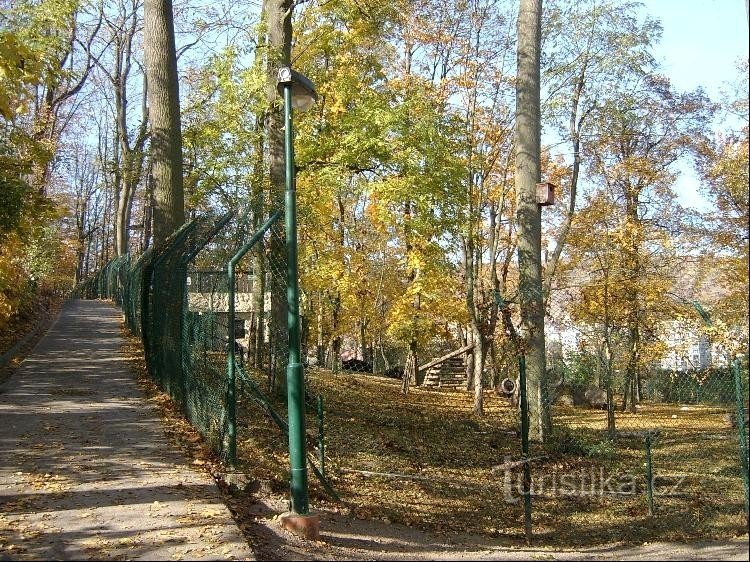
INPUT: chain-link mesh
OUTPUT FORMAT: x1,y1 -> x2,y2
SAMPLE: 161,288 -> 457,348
525,297 -> 750,535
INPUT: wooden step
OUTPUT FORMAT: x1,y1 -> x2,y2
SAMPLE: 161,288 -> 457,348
440,382 -> 467,389
425,375 -> 465,382
420,350 -> 469,388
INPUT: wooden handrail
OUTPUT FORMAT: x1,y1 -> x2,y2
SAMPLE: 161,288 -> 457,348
417,343 -> 474,373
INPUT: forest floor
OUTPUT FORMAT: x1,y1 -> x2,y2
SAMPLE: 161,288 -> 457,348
230,366 -> 748,548
124,335 -> 749,560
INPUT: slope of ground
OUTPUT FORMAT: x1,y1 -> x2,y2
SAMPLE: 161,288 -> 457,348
231,368 -> 747,547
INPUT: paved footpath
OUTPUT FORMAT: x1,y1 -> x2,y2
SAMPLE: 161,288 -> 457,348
0,299 -> 254,560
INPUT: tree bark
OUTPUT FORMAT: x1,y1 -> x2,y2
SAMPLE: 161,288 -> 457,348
472,324 -> 485,416
465,326 -> 475,391
401,198 -> 421,394
402,338 -> 418,394
141,167 -> 154,252
249,114 -> 266,369
316,292 -> 325,366
622,187 -> 641,413
515,0 -> 549,441
543,66 -> 587,300
108,2 -> 149,256
143,0 -> 184,402
262,0 -> 292,394
144,0 -> 184,245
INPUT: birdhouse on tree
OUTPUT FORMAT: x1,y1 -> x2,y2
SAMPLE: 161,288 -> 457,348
536,182 -> 556,206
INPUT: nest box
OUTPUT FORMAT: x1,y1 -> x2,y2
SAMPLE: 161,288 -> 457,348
536,182 -> 556,206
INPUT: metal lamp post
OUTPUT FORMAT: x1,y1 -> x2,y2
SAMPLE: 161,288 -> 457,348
277,67 -> 317,516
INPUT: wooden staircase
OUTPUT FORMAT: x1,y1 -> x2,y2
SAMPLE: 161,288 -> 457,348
419,344 -> 473,389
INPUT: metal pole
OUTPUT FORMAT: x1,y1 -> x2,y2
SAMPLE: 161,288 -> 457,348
227,262 -> 237,467
519,354 -> 532,545
283,82 -> 310,515
731,358 -> 749,517
226,210 -> 283,469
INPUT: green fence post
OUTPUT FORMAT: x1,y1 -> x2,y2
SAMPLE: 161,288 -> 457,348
225,211 -> 282,469
226,260 -> 237,468
645,431 -> 655,517
731,358 -> 749,518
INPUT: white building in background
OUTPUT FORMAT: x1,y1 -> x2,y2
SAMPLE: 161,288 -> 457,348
546,323 -> 581,358
545,316 -> 724,371
660,326 -> 712,370
658,319 -> 734,370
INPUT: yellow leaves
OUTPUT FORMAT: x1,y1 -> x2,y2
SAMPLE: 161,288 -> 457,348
0,233 -> 28,328
0,32 -> 35,119
329,96 -> 347,117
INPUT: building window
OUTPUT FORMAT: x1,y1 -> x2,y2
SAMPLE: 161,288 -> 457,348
234,319 -> 246,339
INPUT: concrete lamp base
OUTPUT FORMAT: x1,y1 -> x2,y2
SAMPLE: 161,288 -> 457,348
278,511 -> 321,541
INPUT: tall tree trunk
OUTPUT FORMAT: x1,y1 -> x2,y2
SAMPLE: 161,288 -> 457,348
359,320 -> 369,363
143,0 -> 184,402
400,196 -> 421,393
115,183 -> 134,256
253,257 -> 267,368
472,324 -> 485,416
111,4 -> 149,257
141,167 -> 154,252
101,186 -> 113,266
84,230 -> 93,278
402,338 -> 418,394
144,0 -> 184,245
249,115 -> 266,369
330,334 -> 342,373
622,189 -> 641,413
543,63 -> 587,301
465,327 -> 475,391
602,267 -> 616,438
316,292 -> 325,366
263,0 -> 292,394
515,0 -> 549,441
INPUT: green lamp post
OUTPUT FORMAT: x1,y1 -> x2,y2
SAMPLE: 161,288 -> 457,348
277,67 -> 317,516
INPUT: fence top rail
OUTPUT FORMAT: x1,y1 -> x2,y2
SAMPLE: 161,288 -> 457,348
228,210 -> 283,270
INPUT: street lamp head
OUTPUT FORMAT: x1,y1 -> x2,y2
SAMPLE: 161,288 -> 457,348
277,67 -> 318,112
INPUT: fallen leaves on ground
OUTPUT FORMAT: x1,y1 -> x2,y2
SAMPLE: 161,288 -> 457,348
234,368 -> 746,546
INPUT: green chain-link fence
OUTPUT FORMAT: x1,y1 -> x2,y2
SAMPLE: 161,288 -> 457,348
72,211 -> 340,502
516,296 -> 750,542
72,212 -> 281,456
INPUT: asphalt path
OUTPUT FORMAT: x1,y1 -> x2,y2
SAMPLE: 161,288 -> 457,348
0,299 -> 253,560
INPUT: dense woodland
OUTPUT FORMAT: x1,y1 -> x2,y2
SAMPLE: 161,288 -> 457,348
1,0 -> 748,429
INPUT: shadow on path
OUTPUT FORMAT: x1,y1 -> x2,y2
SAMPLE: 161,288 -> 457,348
0,299 -> 254,560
